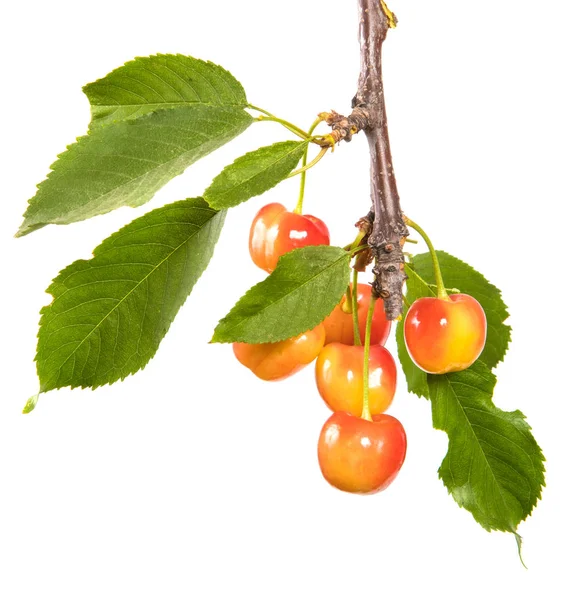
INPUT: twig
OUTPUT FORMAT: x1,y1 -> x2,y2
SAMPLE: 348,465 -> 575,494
324,0 -> 408,319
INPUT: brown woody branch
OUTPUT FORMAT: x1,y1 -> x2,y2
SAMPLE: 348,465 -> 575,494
323,0 -> 408,320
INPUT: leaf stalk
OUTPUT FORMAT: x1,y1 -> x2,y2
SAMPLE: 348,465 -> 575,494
287,147 -> 328,179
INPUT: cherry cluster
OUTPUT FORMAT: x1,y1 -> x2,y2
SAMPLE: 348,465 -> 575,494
233,202 -> 487,495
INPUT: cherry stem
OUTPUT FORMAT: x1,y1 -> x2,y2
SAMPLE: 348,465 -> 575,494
404,217 -> 449,300
342,228 -> 365,311
361,293 -> 377,421
294,117 -> 323,215
287,147 -> 328,179
351,269 -> 361,346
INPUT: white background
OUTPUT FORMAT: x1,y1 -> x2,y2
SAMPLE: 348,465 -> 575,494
1,1 -> 587,598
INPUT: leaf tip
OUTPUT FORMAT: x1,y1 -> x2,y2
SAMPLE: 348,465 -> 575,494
22,393 -> 40,414
513,532 -> 528,569
209,332 -> 222,344
15,220 -> 45,238
14,221 -> 29,238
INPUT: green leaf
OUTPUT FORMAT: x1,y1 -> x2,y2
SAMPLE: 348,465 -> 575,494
84,54 -> 248,128
395,263 -> 433,397
395,252 -> 545,535
428,361 -> 545,532
36,198 -> 225,392
404,262 -> 436,303
212,246 -> 350,344
395,324 -> 429,398
409,251 -> 511,369
16,106 -> 252,237
204,141 -> 307,209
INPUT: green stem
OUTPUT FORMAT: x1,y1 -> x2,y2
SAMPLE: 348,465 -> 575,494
349,244 -> 370,257
361,293 -> 377,422
430,284 -> 460,294
404,217 -> 449,300
247,104 -> 274,117
347,229 -> 366,252
342,227 -> 368,312
352,269 -> 361,346
248,105 -> 311,140
294,117 -> 323,214
255,116 -> 311,140
287,147 -> 328,179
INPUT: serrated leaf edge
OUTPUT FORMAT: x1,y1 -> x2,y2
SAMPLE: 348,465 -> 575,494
430,362 -> 546,533
16,106 -> 252,237
203,140 -> 308,209
83,53 -> 248,128
37,199 -> 225,392
211,247 -> 351,344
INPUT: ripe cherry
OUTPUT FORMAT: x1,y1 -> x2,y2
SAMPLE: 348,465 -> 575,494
315,343 -> 397,416
322,283 -> 391,346
317,411 -> 407,494
404,293 -> 487,374
233,324 -> 325,381
402,217 -> 488,375
249,202 -> 330,272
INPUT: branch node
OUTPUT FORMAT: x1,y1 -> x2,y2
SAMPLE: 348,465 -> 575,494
319,107 -> 371,144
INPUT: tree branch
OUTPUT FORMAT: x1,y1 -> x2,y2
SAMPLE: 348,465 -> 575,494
357,0 -> 408,320
324,1 -> 407,319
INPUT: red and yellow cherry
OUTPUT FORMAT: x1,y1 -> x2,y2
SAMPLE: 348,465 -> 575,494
249,202 -> 330,272
315,343 -> 397,416
233,324 -> 325,381
322,283 -> 391,346
317,411 -> 407,494
404,293 -> 487,374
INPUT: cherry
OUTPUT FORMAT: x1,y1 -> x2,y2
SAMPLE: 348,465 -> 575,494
248,202 -> 330,272
233,324 -> 325,381
404,293 -> 487,374
315,342 -> 397,416
402,217 -> 487,375
317,411 -> 407,494
322,283 -> 391,346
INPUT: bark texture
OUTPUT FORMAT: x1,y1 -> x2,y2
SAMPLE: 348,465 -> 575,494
325,0 -> 408,319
